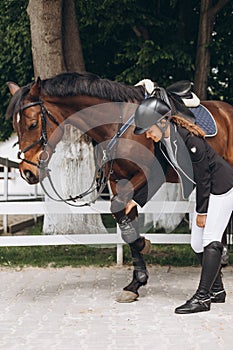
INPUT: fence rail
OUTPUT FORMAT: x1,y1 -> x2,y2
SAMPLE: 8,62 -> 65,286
0,200 -> 194,264
0,157 -> 195,264
1,158 -> 232,265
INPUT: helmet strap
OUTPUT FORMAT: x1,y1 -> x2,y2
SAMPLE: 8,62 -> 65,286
156,115 -> 171,141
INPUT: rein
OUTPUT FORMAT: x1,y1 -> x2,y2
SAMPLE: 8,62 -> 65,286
40,147 -> 115,207
18,99 -> 122,207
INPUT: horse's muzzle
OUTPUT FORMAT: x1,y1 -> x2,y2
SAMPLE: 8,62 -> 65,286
22,169 -> 39,184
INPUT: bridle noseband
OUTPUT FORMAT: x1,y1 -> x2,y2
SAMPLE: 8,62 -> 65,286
18,100 -> 61,169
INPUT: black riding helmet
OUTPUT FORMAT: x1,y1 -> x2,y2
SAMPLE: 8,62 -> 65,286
134,97 -> 171,135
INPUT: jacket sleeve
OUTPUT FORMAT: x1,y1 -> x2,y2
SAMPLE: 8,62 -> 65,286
133,171 -> 165,207
185,135 -> 211,214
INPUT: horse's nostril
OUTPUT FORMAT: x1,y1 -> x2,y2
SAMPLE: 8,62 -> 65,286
23,169 -> 38,184
24,170 -> 32,179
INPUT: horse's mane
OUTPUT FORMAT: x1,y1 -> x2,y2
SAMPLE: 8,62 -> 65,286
6,72 -> 145,119
40,72 -> 145,102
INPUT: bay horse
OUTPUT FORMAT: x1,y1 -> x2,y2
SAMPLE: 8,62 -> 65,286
6,72 -> 233,302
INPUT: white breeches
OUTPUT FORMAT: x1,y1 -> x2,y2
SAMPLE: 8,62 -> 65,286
191,187 -> 233,253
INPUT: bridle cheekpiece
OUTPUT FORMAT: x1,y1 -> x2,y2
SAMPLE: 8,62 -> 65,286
17,100 -> 60,169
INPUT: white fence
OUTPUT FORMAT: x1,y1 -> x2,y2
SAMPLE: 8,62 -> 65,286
0,200 -> 194,265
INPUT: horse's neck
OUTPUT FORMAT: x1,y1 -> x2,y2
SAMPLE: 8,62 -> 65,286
45,95 -> 118,143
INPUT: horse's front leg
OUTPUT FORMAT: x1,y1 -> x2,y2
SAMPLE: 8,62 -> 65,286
110,195 -> 151,303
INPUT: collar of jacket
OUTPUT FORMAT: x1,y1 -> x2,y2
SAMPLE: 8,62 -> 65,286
159,123 -> 196,192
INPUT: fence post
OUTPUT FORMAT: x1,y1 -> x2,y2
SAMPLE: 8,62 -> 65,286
3,161 -> 9,233
116,224 -> 123,265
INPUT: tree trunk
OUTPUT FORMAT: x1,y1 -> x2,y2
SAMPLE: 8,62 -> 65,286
42,126 -> 108,234
27,0 -> 107,234
63,0 -> 85,72
194,0 -> 213,99
194,0 -> 231,99
27,0 -> 66,78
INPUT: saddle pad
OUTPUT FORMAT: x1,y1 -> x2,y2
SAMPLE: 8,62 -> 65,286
189,104 -> 217,137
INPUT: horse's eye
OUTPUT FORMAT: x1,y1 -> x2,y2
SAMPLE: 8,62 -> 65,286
29,122 -> 38,131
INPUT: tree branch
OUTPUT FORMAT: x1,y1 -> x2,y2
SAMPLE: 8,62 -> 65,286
209,0 -> 231,18
132,26 -> 149,40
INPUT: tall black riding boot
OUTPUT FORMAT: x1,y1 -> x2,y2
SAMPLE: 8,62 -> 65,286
175,241 -> 223,314
195,252 -> 226,303
211,270 -> 226,303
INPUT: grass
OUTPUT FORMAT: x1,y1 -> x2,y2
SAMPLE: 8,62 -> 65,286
0,245 -> 117,268
0,243 -> 199,268
0,220 -> 232,268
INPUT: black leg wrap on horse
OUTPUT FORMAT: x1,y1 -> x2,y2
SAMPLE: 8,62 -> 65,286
130,237 -> 146,251
118,215 -> 140,244
111,196 -> 148,295
123,245 -> 148,294
123,270 -> 148,295
110,195 -> 127,220
110,196 -> 140,244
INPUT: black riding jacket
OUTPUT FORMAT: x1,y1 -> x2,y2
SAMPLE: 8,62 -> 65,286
133,123 -> 233,214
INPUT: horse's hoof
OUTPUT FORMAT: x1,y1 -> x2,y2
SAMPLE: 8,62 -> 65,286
140,238 -> 151,255
116,290 -> 139,303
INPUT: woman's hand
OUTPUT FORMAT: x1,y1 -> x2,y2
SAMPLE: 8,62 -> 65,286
125,200 -> 137,215
196,214 -> 207,228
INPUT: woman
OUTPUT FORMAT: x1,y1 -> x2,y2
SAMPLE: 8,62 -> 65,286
132,97 -> 233,314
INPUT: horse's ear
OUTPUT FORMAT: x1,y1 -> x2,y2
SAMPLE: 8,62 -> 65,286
7,82 -> 20,96
29,77 -> 41,98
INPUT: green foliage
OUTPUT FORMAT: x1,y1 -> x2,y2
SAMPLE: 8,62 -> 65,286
76,0 -> 232,103
0,0 -> 232,141
208,2 -> 233,103
0,0 -> 33,141
76,0 -> 198,85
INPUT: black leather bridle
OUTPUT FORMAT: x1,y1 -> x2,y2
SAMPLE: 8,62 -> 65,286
17,99 -> 117,207
17,100 -> 61,169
